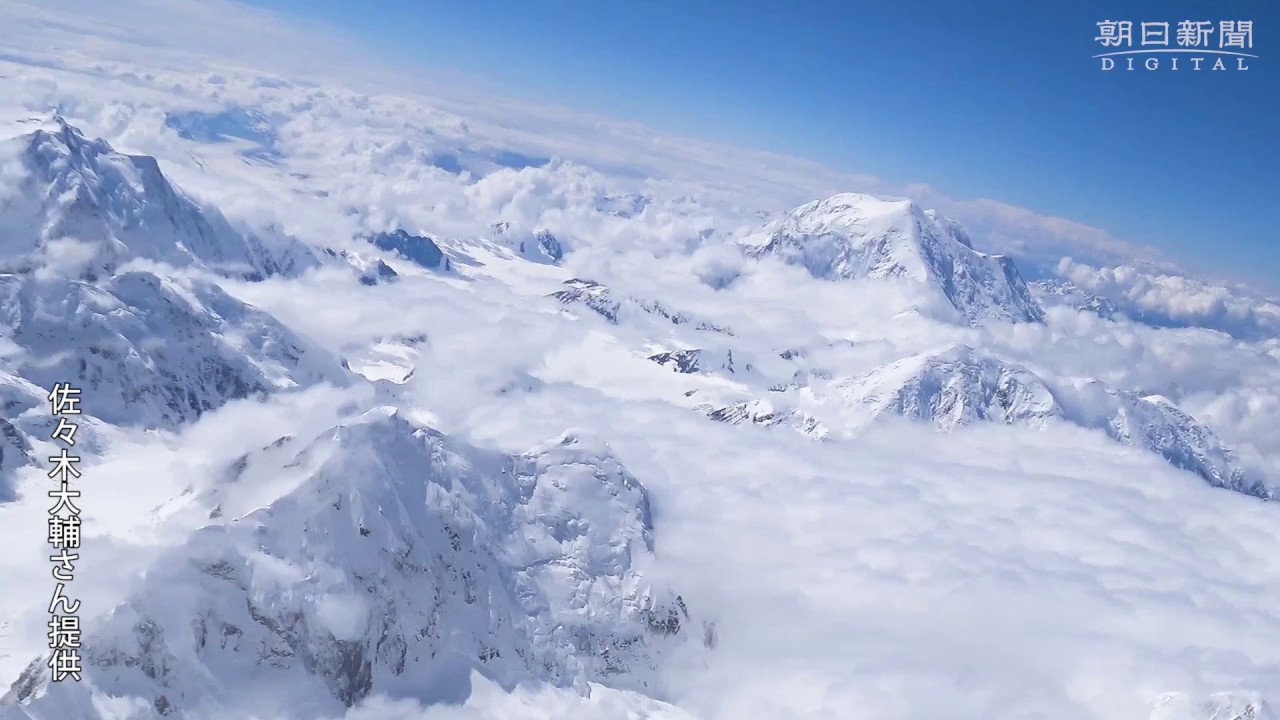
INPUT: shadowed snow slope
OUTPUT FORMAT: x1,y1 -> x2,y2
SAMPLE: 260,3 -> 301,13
0,270 -> 345,430
0,408 -> 689,720
746,193 -> 1044,325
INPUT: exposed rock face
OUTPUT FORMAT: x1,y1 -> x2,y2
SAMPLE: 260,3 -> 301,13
649,348 -> 737,375
365,230 -> 449,271
550,278 -> 622,324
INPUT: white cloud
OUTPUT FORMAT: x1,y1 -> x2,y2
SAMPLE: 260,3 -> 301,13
0,0 -> 1185,274
1,3 -> 1278,720
330,672 -> 696,720
1057,257 -> 1280,339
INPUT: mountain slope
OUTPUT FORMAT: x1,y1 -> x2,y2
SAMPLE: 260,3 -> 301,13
0,270 -> 345,429
812,345 -> 1268,497
832,344 -> 1062,430
0,116 -> 315,280
1,408 -> 689,719
1054,379 -> 1271,499
746,193 -> 1044,325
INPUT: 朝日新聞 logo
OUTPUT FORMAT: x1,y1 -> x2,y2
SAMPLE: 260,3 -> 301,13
1094,19 -> 1258,71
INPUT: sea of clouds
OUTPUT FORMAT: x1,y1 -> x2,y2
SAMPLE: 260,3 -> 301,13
0,1 -> 1278,719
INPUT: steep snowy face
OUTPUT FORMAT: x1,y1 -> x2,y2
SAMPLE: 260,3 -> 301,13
1054,379 -> 1270,499
747,193 -> 1045,325
1,408 -> 688,720
0,270 -> 345,429
835,344 -> 1063,430
0,116 -> 315,280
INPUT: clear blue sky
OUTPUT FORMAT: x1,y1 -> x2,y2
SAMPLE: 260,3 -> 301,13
250,0 -> 1278,288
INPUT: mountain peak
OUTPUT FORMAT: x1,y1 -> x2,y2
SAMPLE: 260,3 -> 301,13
837,345 -> 1063,430
18,112 -> 87,150
4,413 -> 687,718
0,118 -> 316,281
747,192 -> 1044,325
799,192 -> 921,219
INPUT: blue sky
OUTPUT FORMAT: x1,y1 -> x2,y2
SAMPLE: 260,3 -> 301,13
250,0 -> 1278,288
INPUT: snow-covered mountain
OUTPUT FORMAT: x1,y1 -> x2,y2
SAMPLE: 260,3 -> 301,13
491,223 -> 565,264
1053,379 -> 1270,499
550,278 -> 622,323
544,261 -> 1267,500
0,115 -> 315,281
649,348 -> 741,375
745,193 -> 1045,325
0,269 -> 345,430
1,408 -> 690,719
364,230 -> 450,272
808,344 -> 1268,497
0,56 -> 1275,720
549,278 -> 730,333
1029,279 -> 1124,320
831,344 -> 1062,430
704,398 -> 827,438
0,369 -> 118,498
